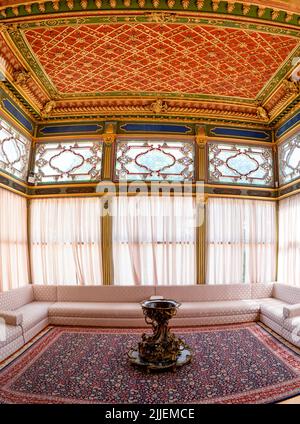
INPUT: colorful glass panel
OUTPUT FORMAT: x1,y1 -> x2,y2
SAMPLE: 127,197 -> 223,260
115,140 -> 194,181
34,141 -> 102,183
0,117 -> 31,181
278,133 -> 300,186
208,142 -> 273,186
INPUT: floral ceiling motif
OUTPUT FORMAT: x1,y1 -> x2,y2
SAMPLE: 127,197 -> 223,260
23,23 -> 298,99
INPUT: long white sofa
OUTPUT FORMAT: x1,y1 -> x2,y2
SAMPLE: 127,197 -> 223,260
1,283 -> 300,362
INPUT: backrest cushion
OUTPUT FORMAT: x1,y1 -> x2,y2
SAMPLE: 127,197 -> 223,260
33,285 -> 57,302
57,285 -> 155,302
251,283 -> 274,299
273,283 -> 300,304
155,284 -> 251,302
0,286 -> 34,311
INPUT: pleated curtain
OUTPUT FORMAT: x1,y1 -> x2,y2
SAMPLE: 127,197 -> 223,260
278,194 -> 300,287
30,198 -> 103,285
112,196 -> 196,285
206,198 -> 276,284
0,188 -> 29,291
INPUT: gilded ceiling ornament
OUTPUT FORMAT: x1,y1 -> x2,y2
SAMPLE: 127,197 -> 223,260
285,12 -> 293,23
52,1 -> 60,11
152,0 -> 160,9
124,0 -> 131,6
148,12 -> 176,23
282,79 -> 299,94
13,69 -> 30,86
24,4 -> 32,13
150,99 -> 168,114
243,4 -> 251,15
66,0 -> 74,9
182,0 -> 190,9
212,0 -> 219,12
258,7 -> 265,18
256,106 -> 269,121
138,0 -> 146,7
167,0 -> 175,8
110,0 -> 117,8
272,9 -> 280,20
0,9 -> 6,18
38,3 -> 46,13
41,100 -> 56,118
80,0 -> 88,8
11,7 -> 19,16
196,0 -> 204,10
227,1 -> 235,13
95,0 -> 102,6
103,124 -> 116,145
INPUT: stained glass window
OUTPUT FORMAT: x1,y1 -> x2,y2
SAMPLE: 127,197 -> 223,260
278,133 -> 300,186
115,139 -> 194,182
34,140 -> 103,183
208,142 -> 273,186
0,117 -> 31,181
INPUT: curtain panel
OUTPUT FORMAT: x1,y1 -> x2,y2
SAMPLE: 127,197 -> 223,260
0,188 -> 29,291
30,198 -> 103,285
112,196 -> 197,285
206,198 -> 276,284
278,193 -> 300,287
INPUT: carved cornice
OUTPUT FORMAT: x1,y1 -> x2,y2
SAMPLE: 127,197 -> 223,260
0,0 -> 299,25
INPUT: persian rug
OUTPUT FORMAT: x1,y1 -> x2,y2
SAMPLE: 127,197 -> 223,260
0,323 -> 299,404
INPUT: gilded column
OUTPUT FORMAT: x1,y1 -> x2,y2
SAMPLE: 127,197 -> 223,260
101,123 -> 116,181
101,123 -> 116,285
101,200 -> 113,286
195,126 -> 207,284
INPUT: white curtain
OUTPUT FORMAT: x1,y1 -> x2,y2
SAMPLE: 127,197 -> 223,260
112,196 -> 196,285
30,198 -> 103,285
206,198 -> 276,284
0,188 -> 29,291
278,194 -> 300,286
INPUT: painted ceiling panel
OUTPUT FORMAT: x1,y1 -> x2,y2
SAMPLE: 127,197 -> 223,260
23,23 -> 299,99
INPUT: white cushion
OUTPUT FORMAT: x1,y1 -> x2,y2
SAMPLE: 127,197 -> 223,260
49,302 -> 144,319
155,284 -> 251,302
177,300 -> 259,318
57,286 -> 155,303
0,310 -> 23,326
260,298 -> 286,325
283,303 -> 300,319
16,302 -> 53,331
273,283 -> 300,304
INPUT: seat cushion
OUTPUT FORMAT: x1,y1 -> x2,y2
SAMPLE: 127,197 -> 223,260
16,302 -> 54,331
0,286 -> 33,310
155,284 -> 251,302
57,286 -> 154,303
49,302 -> 144,319
176,300 -> 259,318
259,298 -> 287,325
273,283 -> 300,304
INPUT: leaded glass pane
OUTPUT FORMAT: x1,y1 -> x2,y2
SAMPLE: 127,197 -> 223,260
115,139 -> 194,181
278,133 -> 300,186
208,142 -> 273,186
34,141 -> 103,183
0,117 -> 31,181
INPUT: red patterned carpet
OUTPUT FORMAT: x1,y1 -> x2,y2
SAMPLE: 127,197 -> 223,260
0,323 -> 299,404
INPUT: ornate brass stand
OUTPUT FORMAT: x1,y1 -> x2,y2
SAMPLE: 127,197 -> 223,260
128,299 -> 192,372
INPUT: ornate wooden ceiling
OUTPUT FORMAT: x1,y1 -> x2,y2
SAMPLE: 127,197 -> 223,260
0,0 -> 299,127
